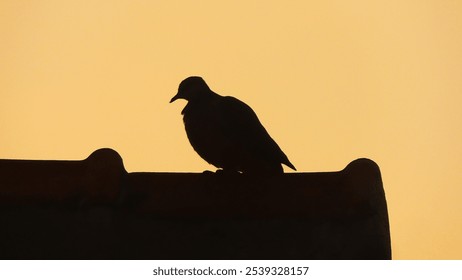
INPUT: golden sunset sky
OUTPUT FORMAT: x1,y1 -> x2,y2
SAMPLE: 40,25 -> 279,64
1,0 -> 462,259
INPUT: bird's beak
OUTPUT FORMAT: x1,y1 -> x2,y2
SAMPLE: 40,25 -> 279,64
169,92 -> 181,103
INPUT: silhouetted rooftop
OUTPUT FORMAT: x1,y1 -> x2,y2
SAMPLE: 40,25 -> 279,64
0,148 -> 391,259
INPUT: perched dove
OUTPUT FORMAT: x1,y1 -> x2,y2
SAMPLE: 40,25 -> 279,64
170,76 -> 296,174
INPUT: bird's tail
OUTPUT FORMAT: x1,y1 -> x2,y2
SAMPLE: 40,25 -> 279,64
283,159 -> 297,171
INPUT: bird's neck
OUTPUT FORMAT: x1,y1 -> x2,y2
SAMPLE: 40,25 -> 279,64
193,90 -> 219,102
181,91 -> 219,115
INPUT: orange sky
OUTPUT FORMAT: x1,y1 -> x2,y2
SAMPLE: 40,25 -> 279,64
1,0 -> 462,259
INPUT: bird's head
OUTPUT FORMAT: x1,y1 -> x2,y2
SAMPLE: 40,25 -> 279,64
170,76 -> 212,103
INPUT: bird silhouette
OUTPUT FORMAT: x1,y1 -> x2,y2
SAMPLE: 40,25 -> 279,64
170,76 -> 296,174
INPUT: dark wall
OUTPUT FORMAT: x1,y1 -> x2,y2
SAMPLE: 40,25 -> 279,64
0,148 -> 391,259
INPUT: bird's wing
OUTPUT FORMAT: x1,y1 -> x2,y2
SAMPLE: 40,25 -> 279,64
215,96 -> 295,169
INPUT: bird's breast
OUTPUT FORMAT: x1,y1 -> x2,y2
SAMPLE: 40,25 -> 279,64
182,103 -> 228,167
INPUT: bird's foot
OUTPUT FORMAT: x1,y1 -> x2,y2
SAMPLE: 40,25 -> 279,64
216,169 -> 241,176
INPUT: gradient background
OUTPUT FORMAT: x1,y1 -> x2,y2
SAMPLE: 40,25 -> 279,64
1,0 -> 461,259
